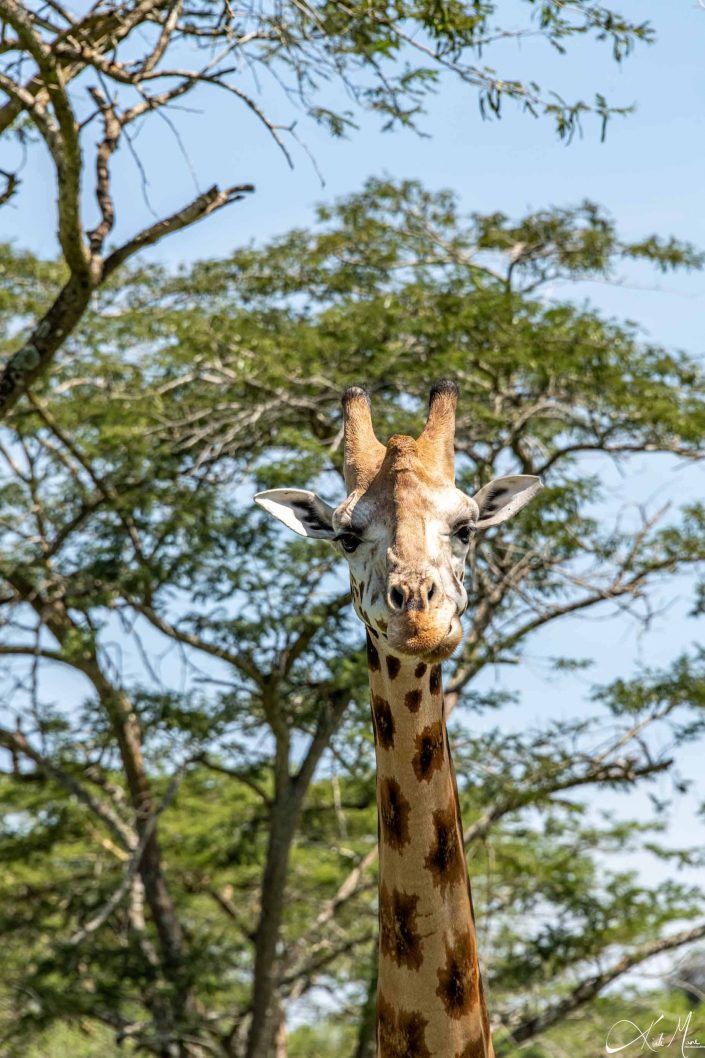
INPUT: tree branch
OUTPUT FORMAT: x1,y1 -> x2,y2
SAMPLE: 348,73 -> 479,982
68,764 -> 184,946
87,86 -> 121,257
0,0 -> 90,277
500,921 -> 705,1048
102,183 -> 254,277
0,722 -> 135,849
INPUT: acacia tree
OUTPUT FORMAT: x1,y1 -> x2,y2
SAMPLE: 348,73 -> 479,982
1,183 -> 705,1058
0,0 -> 654,416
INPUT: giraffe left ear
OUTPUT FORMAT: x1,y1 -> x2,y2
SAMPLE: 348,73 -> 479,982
254,488 -> 337,539
471,475 -> 542,528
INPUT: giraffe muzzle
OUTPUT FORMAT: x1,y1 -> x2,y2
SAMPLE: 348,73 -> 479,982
386,610 -> 463,661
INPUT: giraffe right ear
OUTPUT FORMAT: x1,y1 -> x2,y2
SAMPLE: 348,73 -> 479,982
254,489 -> 337,539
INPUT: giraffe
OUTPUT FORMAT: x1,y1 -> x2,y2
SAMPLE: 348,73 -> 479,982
255,380 -> 542,1058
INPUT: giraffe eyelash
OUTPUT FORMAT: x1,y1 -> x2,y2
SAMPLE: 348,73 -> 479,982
336,531 -> 362,553
453,524 -> 476,545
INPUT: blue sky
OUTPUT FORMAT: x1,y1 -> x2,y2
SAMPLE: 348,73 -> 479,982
2,0 -> 705,1000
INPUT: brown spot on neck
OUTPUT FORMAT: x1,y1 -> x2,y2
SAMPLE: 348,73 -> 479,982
386,654 -> 401,680
378,993 -> 430,1058
404,688 -> 423,713
367,632 -> 381,672
379,885 -> 424,971
430,664 -> 442,695
372,693 -> 395,750
412,721 -> 445,782
425,801 -> 465,894
436,927 -> 477,1020
455,1033 -> 489,1058
380,777 -> 411,851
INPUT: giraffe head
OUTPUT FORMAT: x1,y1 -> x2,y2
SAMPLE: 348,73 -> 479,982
255,381 -> 541,661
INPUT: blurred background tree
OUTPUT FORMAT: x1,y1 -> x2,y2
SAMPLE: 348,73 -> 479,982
1,181 -> 705,1057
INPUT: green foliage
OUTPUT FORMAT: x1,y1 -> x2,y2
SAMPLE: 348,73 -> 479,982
238,0 -> 655,139
25,1022 -> 123,1058
500,988 -> 701,1058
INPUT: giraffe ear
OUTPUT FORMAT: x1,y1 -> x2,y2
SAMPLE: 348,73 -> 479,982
472,475 -> 542,528
254,488 -> 337,539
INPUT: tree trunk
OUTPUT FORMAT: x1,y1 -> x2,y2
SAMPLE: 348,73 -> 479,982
84,662 -> 186,975
273,996 -> 288,1058
0,273 -> 93,418
352,942 -> 378,1058
245,783 -> 302,1058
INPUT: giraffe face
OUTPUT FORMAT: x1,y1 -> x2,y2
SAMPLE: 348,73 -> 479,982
255,382 -> 542,661
332,440 -> 475,660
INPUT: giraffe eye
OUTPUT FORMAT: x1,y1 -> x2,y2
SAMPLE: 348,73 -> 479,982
339,532 -> 361,553
454,524 -> 475,545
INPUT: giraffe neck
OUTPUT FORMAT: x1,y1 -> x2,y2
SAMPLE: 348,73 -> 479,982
366,631 -> 494,1058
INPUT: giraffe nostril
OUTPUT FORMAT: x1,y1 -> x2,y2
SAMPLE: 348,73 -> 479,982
390,586 -> 405,611
427,581 -> 436,603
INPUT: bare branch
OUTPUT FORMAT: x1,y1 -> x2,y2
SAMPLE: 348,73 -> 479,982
501,921 -> 705,1047
102,182 -> 254,277
0,165 -> 18,205
68,764 -> 185,946
0,0 -> 90,277
140,0 -> 181,76
194,753 -> 270,803
0,0 -> 167,138
87,86 -> 121,256
0,721 -> 135,849
120,592 -> 261,684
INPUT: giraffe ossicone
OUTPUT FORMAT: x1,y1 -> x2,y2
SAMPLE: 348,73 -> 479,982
255,381 -> 542,1058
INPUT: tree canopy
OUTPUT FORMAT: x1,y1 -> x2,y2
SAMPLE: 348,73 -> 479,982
0,0 -> 655,414
1,180 -> 705,1057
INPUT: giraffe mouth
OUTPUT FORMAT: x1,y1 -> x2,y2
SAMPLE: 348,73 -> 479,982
388,614 -> 463,661
423,617 -> 463,661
